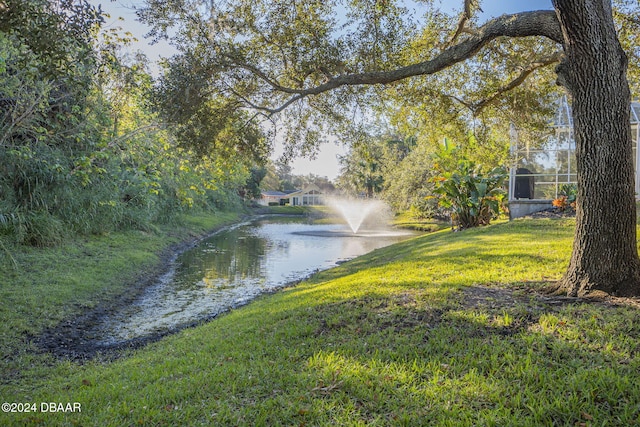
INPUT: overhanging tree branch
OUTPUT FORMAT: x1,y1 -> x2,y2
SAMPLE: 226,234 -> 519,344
244,10 -> 563,115
448,0 -> 483,46
469,51 -> 562,114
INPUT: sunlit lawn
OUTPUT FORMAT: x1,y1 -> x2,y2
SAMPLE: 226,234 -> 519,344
2,217 -> 640,426
391,211 -> 451,232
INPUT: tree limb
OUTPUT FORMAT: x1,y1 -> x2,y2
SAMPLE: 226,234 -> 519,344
469,51 -> 562,114
243,10 -> 563,115
448,0 -> 483,46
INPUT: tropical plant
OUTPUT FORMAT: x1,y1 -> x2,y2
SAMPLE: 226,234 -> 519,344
435,160 -> 507,230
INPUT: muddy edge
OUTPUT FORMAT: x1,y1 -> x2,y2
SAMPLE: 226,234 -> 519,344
35,211 -> 311,361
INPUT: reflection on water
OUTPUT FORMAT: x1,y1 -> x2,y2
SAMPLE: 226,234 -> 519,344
93,217 -> 414,345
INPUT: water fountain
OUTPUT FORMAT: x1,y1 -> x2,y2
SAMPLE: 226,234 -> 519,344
293,197 -> 412,238
329,198 -> 387,234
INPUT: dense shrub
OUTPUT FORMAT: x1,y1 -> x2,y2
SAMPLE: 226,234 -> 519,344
0,19 -> 255,246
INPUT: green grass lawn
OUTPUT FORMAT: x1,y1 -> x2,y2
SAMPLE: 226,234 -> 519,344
391,211 -> 450,232
2,216 -> 640,426
252,205 -> 311,215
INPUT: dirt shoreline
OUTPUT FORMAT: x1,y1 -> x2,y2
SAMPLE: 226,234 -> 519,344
36,211 -> 310,361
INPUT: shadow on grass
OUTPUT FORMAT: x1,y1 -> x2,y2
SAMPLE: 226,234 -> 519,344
284,285 -> 640,426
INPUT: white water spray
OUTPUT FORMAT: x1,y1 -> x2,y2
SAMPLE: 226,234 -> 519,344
327,198 -> 389,234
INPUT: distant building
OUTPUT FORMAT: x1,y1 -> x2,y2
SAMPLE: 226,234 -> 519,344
288,184 -> 323,206
258,190 -> 289,206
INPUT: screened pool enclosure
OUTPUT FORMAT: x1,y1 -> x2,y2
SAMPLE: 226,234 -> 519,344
508,97 -> 640,217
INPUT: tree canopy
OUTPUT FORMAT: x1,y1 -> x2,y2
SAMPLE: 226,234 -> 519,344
141,1 -> 574,150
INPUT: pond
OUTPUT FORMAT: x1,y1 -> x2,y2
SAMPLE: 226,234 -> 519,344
90,216 -> 416,346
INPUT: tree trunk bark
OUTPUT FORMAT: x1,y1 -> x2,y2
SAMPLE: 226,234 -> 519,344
553,0 -> 640,296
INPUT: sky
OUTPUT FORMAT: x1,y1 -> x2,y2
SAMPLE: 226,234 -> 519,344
89,0 -> 554,180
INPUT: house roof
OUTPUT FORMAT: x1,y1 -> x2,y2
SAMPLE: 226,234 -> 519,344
261,191 -> 288,197
262,185 -> 324,198
288,184 -> 322,198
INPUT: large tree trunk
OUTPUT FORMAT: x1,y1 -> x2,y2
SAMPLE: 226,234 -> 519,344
553,0 -> 640,296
